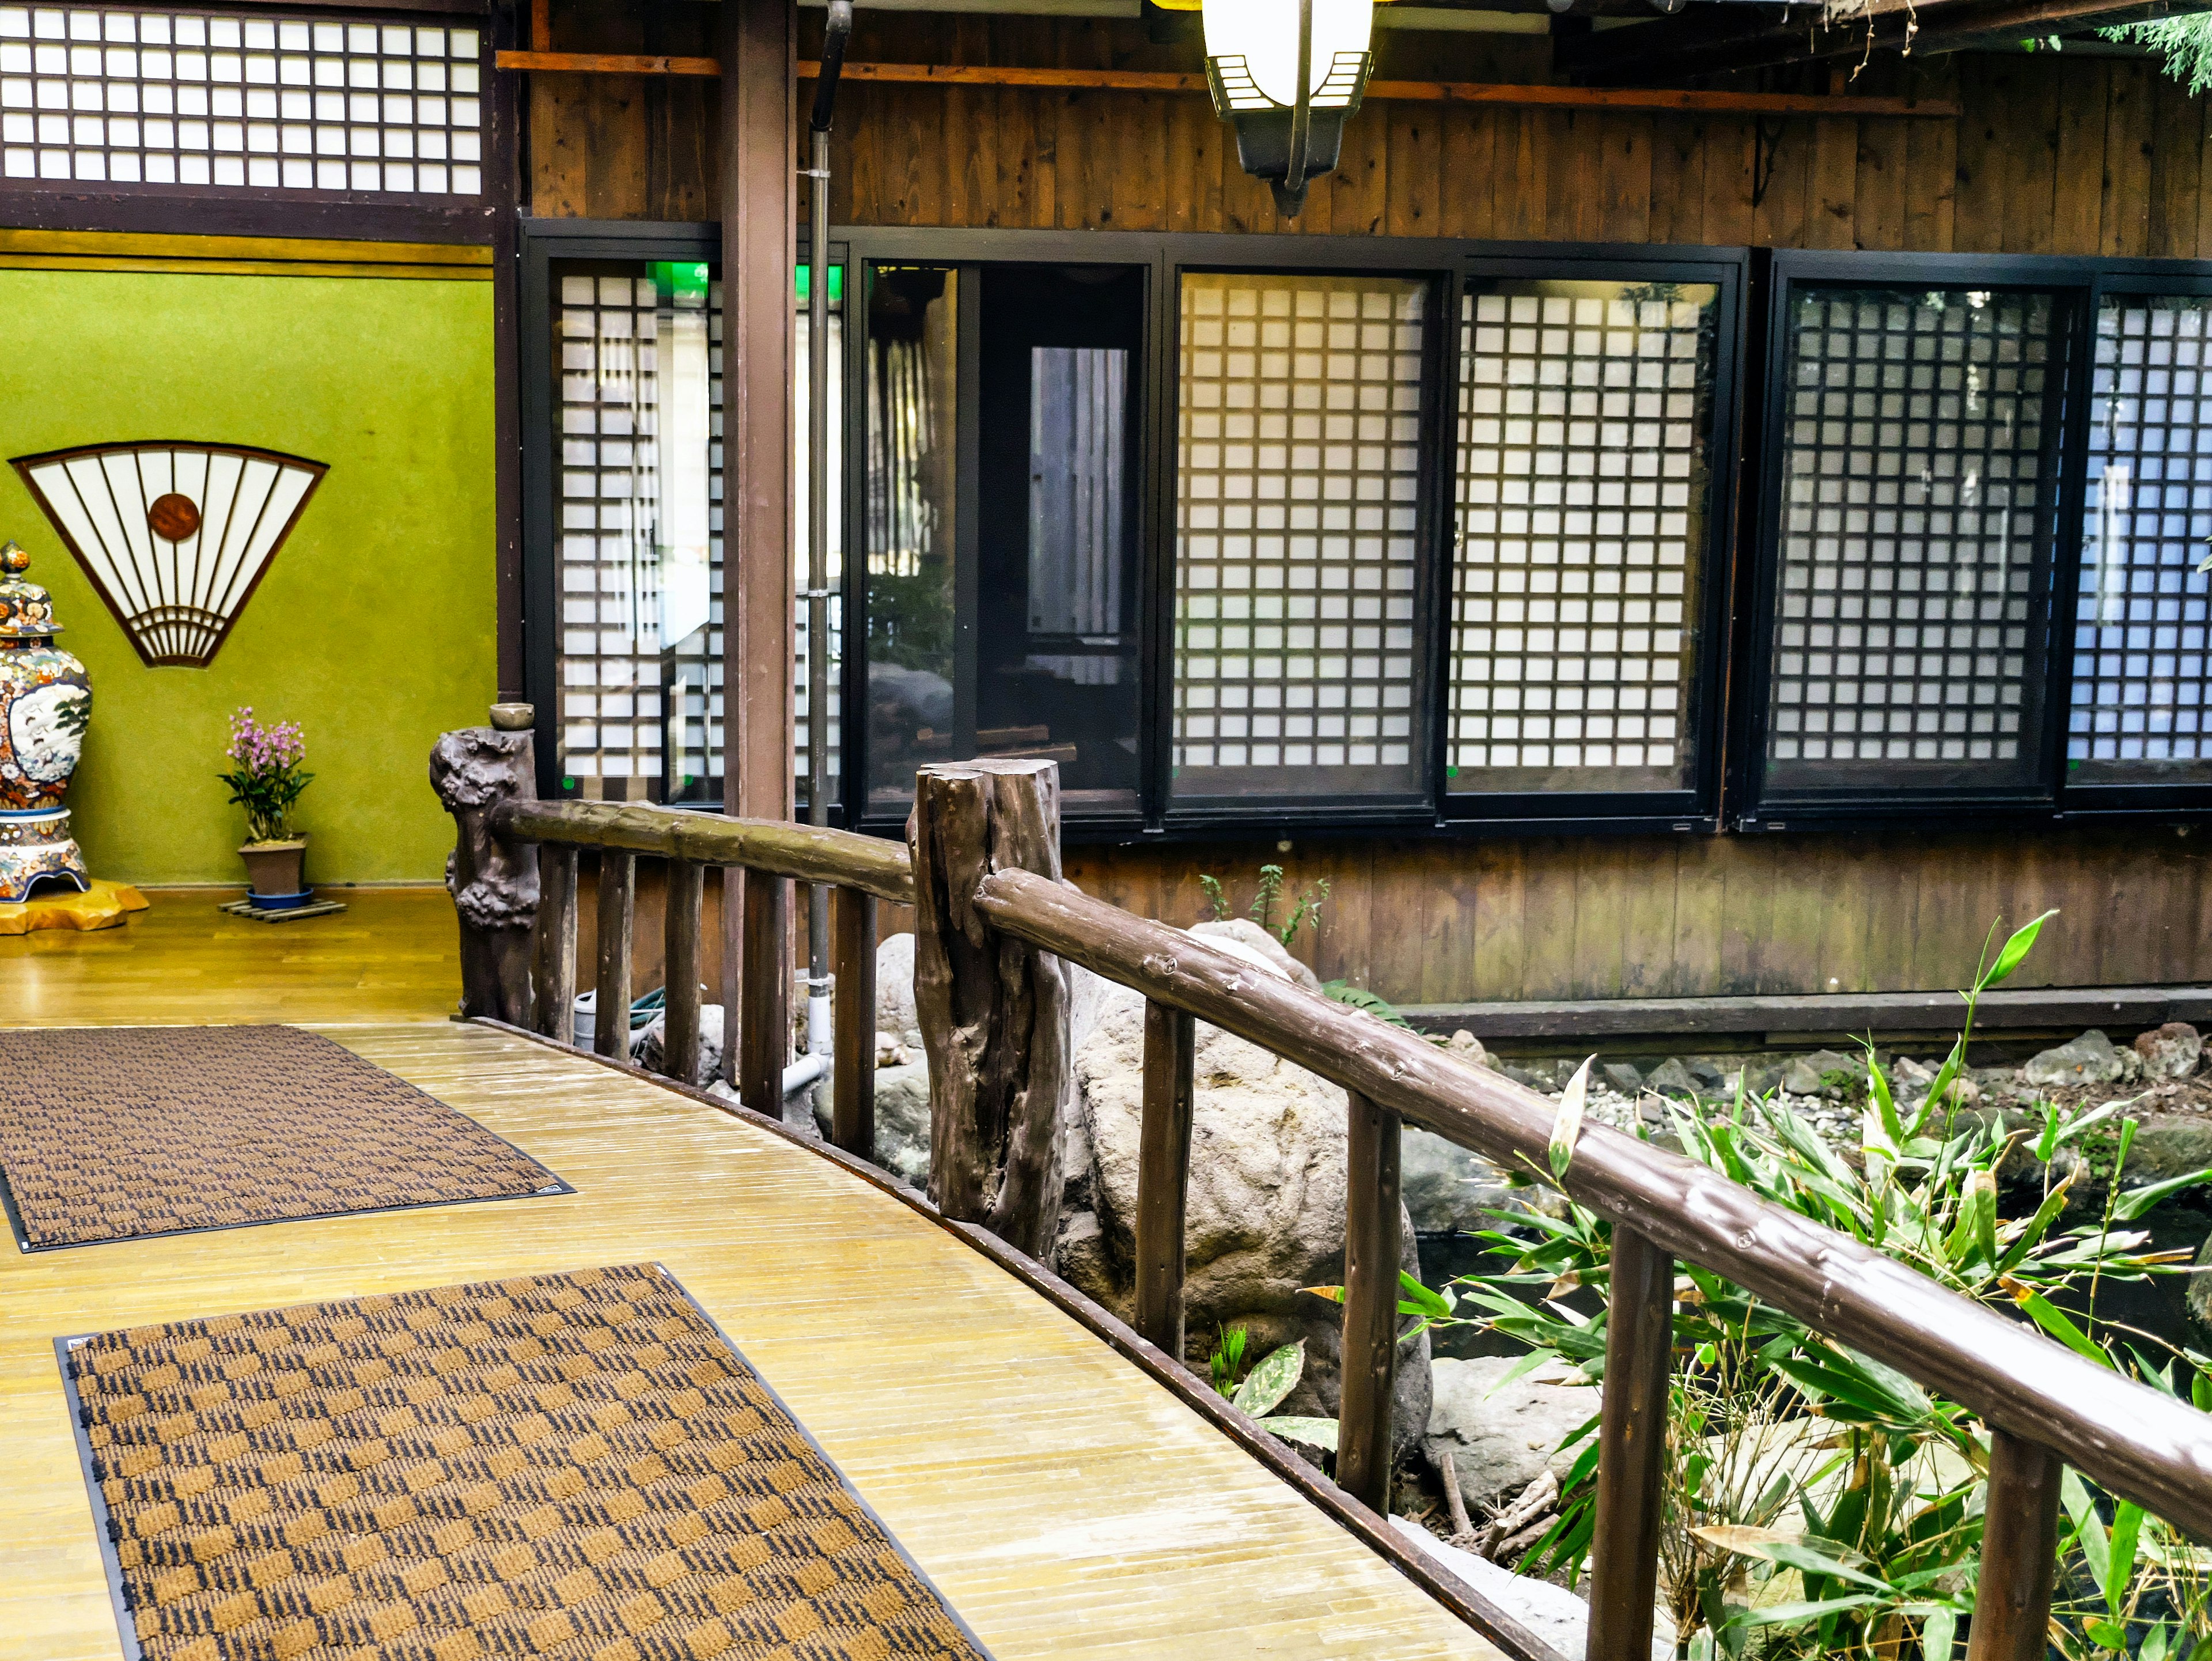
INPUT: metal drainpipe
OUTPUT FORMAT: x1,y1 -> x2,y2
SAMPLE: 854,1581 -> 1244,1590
802,1 -> 852,1109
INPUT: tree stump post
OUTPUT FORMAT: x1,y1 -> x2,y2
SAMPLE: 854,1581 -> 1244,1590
908,759 -> 1071,1259
429,707 -> 539,1026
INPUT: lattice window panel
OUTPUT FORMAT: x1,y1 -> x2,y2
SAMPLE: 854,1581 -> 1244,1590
1173,274 -> 1424,796
1,6 -> 482,191
554,271 -> 724,804
1448,286 -> 1714,788
2070,294 -> 2212,778
1766,289 -> 2055,780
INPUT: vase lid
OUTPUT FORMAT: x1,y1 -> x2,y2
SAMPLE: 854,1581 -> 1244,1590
0,543 -> 62,638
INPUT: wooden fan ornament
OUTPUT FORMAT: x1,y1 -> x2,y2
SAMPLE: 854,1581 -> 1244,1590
9,442 -> 328,668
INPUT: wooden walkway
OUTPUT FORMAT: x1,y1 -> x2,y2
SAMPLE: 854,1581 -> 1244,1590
0,1021 -> 1501,1661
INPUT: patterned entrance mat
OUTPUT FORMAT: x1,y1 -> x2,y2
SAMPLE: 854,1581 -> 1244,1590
59,1263 -> 990,1661
0,1025 -> 567,1250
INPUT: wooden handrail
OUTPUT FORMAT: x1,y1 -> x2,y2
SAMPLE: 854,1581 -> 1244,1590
491,798 -> 914,905
436,750 -> 2211,1659
968,864 -> 2212,1542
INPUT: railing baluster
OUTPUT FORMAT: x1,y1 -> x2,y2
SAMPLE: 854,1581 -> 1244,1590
1134,1000 -> 1196,1357
532,843 -> 577,1041
831,886 -> 877,1157
1967,1430 -> 2063,1661
1338,1089 -> 1402,1512
593,850 -> 635,1060
739,869 -> 791,1117
662,856 -> 704,1083
1588,1226 -> 1673,1661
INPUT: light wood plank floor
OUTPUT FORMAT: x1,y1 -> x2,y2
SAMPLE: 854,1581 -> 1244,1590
0,887 -> 461,1027
0,1022 -> 1499,1660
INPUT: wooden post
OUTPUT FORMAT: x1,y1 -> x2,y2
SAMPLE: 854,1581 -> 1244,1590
1338,1090 -> 1402,1513
1588,1226 -> 1674,1661
740,869 -> 791,1118
1966,1431 -> 2063,1661
908,759 -> 1072,1258
832,886 -> 877,1157
1134,1000 -> 1196,1356
717,0 -> 796,829
663,856 -> 704,1083
593,850 -> 635,1060
531,843 -> 577,1041
428,713 -> 539,1024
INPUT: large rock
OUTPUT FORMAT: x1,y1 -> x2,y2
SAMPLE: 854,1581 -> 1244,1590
2124,1117 -> 2212,1186
2137,1022 -> 2204,1081
864,1061 -> 931,1188
2025,1030 -> 2125,1088
876,931 -> 919,1042
1188,918 -> 1323,992
1389,1521 -> 1673,1661
1782,1049 -> 1868,1098
1062,983 -> 1432,1462
631,1004 -> 725,1087
1403,1130 -> 1517,1235
1423,1356 -> 1601,1516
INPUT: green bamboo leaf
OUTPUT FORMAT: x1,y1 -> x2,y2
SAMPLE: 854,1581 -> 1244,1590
1983,909 -> 2058,989
2105,1500 -> 2144,1617
1720,1595 -> 1884,1630
1550,1056 -> 1593,1183
1753,1541 -> 1895,1592
2195,1369 -> 2212,1413
1998,1172 -> 2080,1274
2086,1619 -> 2129,1650
2113,1165 -> 2212,1222
2002,1277 -> 2115,1368
1922,1607 -> 1957,1661
1260,1414 -> 1338,1451
1865,1043 -> 1906,1148
1232,1340 -> 1305,1418
2063,1469 -> 2111,1591
2142,1621 -> 2171,1661
1397,1270 -> 1455,1317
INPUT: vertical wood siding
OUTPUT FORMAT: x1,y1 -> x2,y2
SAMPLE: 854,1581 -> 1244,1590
524,6 -> 2212,1001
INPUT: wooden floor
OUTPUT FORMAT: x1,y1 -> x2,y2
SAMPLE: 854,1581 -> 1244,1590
0,1022 -> 1499,1660
0,887 -> 461,1027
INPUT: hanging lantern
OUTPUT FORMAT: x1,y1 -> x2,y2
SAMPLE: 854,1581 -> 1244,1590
1199,0 -> 1378,216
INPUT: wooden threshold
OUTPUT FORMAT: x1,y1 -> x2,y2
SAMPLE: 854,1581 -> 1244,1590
1402,984 -> 2212,1042
491,50 -> 1960,117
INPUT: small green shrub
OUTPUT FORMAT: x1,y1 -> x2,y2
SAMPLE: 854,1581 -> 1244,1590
1198,864 -> 1331,948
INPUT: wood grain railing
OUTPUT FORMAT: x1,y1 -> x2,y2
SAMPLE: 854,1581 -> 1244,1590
435,734 -> 2212,1661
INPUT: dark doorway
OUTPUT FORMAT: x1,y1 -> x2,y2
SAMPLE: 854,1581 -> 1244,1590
974,264 -> 1145,813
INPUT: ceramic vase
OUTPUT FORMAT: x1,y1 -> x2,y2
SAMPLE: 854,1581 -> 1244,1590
0,542 -> 90,903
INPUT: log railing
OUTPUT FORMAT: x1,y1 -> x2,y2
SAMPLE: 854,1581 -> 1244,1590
435,731 -> 2212,1661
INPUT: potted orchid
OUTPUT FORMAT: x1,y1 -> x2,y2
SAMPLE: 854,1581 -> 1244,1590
218,707 -> 314,906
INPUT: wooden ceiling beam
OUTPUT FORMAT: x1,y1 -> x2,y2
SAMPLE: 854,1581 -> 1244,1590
491,49 -> 1960,115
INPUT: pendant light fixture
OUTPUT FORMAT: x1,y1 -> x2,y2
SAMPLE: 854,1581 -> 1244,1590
1199,0 -> 1379,217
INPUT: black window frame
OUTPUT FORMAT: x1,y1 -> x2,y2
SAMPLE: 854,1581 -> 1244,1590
2053,266 -> 2212,819
1433,247 -> 1748,836
1729,249 -> 2212,833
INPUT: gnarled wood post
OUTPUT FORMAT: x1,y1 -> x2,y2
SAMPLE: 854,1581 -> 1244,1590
908,759 -> 1071,1259
429,707 -> 539,1026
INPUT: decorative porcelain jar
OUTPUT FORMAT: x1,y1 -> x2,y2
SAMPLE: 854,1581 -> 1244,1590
0,541 -> 91,902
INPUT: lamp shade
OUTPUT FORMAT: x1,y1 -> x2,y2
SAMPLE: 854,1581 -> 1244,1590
1202,0 -> 1374,109
1200,0 -> 1376,217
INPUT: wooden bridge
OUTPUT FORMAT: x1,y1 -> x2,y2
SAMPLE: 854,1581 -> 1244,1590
0,1016 -> 1506,1660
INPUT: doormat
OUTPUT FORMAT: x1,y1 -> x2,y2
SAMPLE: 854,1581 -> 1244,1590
58,1262 -> 990,1661
0,1024 -> 567,1250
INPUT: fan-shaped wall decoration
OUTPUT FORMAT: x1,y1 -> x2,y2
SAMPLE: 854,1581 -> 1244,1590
9,442 -> 328,668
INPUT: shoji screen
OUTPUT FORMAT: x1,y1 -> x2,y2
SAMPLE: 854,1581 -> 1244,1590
1446,280 -> 1721,798
1171,271 -> 1429,804
1760,285 -> 2063,800
2070,292 -> 2212,788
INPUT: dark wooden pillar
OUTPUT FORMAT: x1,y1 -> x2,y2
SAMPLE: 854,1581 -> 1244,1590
1337,1091 -> 1402,1512
1967,1431 -> 2063,1661
1588,1227 -> 1675,1661
718,0 -> 796,827
1134,1001 -> 1196,1356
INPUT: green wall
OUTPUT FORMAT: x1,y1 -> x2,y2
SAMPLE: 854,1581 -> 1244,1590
0,268 -> 497,885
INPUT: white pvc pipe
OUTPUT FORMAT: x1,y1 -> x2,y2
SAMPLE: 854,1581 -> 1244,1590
782,1051 -> 832,1099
